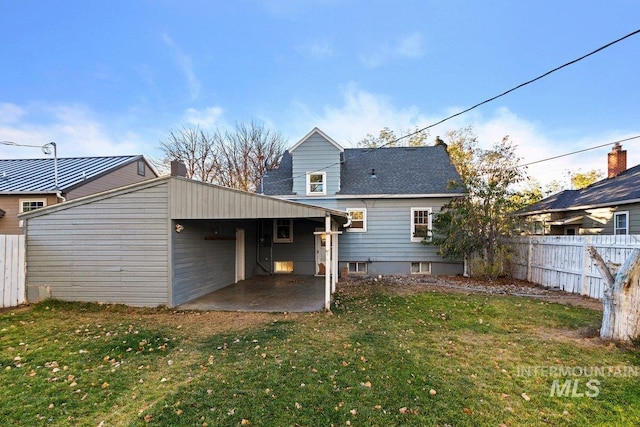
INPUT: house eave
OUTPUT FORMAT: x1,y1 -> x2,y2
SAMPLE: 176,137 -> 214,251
516,197 -> 640,216
271,193 -> 467,200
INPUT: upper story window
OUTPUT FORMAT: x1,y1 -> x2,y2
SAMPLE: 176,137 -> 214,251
20,199 -> 46,213
614,211 -> 629,235
411,207 -> 432,242
19,198 -> 46,227
346,208 -> 367,232
137,160 -> 146,176
306,172 -> 326,195
274,219 -> 293,243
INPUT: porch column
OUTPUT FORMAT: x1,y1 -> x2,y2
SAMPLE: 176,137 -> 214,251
331,220 -> 338,293
324,214 -> 332,311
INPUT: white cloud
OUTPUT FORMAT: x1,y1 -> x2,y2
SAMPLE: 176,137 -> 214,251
183,106 -> 227,130
162,33 -> 201,100
0,103 -> 26,124
287,87 -> 639,189
0,103 -> 150,159
360,32 -> 425,68
289,84 -> 436,145
299,40 -> 333,60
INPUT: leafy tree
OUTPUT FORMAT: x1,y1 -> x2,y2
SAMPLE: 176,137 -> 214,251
571,169 -> 603,189
357,126 -> 429,148
159,121 -> 286,192
429,127 -> 526,278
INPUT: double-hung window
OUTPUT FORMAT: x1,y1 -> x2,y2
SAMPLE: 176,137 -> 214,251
306,172 -> 326,195
411,207 -> 432,242
614,211 -> 629,235
346,208 -> 367,232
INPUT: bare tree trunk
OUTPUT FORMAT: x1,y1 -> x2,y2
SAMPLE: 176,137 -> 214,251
587,246 -> 640,342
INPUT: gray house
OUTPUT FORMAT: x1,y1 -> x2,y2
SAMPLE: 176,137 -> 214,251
516,143 -> 640,235
21,171 -> 348,308
262,127 -> 466,276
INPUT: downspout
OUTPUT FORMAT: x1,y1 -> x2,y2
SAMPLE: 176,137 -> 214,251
48,142 -> 66,202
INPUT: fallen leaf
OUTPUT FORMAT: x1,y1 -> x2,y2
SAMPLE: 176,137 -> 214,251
241,420 -> 251,426
521,392 -> 531,401
143,414 -> 152,423
350,409 -> 358,415
463,407 -> 472,415
429,389 -> 437,396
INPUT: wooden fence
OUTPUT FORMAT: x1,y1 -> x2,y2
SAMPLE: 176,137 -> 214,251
0,234 -> 25,308
506,235 -> 640,300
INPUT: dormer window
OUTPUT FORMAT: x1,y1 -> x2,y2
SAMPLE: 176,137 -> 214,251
306,172 -> 326,195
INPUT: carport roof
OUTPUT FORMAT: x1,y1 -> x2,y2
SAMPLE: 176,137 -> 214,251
19,175 -> 349,222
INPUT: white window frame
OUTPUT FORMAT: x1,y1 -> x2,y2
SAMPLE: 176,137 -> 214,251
614,211 -> 629,235
19,198 -> 47,227
347,261 -> 368,274
411,207 -> 432,242
273,219 -> 293,243
306,171 -> 326,195
346,208 -> 367,232
411,262 -> 432,274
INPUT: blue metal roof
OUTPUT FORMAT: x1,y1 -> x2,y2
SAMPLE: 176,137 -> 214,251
0,155 -> 143,193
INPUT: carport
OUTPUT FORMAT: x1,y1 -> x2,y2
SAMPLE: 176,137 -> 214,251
177,275 -> 326,312
21,175 -> 348,310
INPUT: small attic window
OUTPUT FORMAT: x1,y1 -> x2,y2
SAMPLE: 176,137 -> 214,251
137,160 -> 146,176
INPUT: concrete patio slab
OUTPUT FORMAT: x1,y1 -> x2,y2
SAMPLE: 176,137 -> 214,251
176,274 -> 327,312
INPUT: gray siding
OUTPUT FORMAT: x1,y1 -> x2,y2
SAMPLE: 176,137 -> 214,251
168,177 -> 341,220
172,219 -> 259,306
291,133 -> 341,196
66,159 -> 157,200
25,181 -> 170,306
290,197 -> 464,275
172,220 -> 235,306
271,220 -> 319,275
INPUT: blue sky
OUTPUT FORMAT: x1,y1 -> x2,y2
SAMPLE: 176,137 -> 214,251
1,0 -> 639,187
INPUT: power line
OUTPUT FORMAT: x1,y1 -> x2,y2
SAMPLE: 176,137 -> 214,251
394,28 -> 640,145
265,28 -> 640,187
519,135 -> 640,168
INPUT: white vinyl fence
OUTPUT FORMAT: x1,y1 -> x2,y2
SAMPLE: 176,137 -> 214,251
0,234 -> 26,308
506,235 -> 640,300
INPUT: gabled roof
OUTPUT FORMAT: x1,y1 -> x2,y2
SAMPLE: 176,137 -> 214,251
338,145 -> 462,195
0,155 -> 147,193
289,127 -> 344,153
517,163 -> 640,215
262,143 -> 464,196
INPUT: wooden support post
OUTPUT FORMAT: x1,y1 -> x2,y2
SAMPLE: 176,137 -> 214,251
324,214 -> 331,311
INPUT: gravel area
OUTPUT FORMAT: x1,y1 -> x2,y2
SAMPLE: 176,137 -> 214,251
340,274 -> 603,311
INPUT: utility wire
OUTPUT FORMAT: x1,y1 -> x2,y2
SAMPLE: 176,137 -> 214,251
519,135 -> 640,168
394,27 -> 640,145
264,28 -> 640,188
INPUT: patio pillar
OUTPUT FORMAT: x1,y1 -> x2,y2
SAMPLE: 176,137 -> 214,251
331,220 -> 338,293
324,214 -> 332,311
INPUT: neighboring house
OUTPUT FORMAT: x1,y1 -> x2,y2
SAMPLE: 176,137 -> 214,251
262,127 -> 466,276
0,155 -> 156,234
515,143 -> 638,235
20,171 -> 347,308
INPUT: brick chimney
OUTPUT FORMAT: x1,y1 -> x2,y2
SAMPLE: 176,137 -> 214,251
608,143 -> 627,178
170,160 -> 187,177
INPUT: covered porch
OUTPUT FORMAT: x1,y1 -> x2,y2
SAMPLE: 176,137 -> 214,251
176,274 -> 326,312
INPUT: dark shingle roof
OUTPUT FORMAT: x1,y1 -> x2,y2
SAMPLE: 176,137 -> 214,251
517,163 -> 640,214
262,145 -> 463,196
0,155 -> 143,193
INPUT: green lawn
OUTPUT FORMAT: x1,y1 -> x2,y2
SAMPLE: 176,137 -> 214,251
1,283 -> 639,426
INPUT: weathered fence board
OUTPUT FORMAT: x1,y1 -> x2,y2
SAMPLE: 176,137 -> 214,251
0,234 -> 26,308
506,235 -> 640,300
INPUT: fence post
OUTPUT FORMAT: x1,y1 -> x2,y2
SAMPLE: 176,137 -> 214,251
581,235 -> 591,297
527,236 -> 533,282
